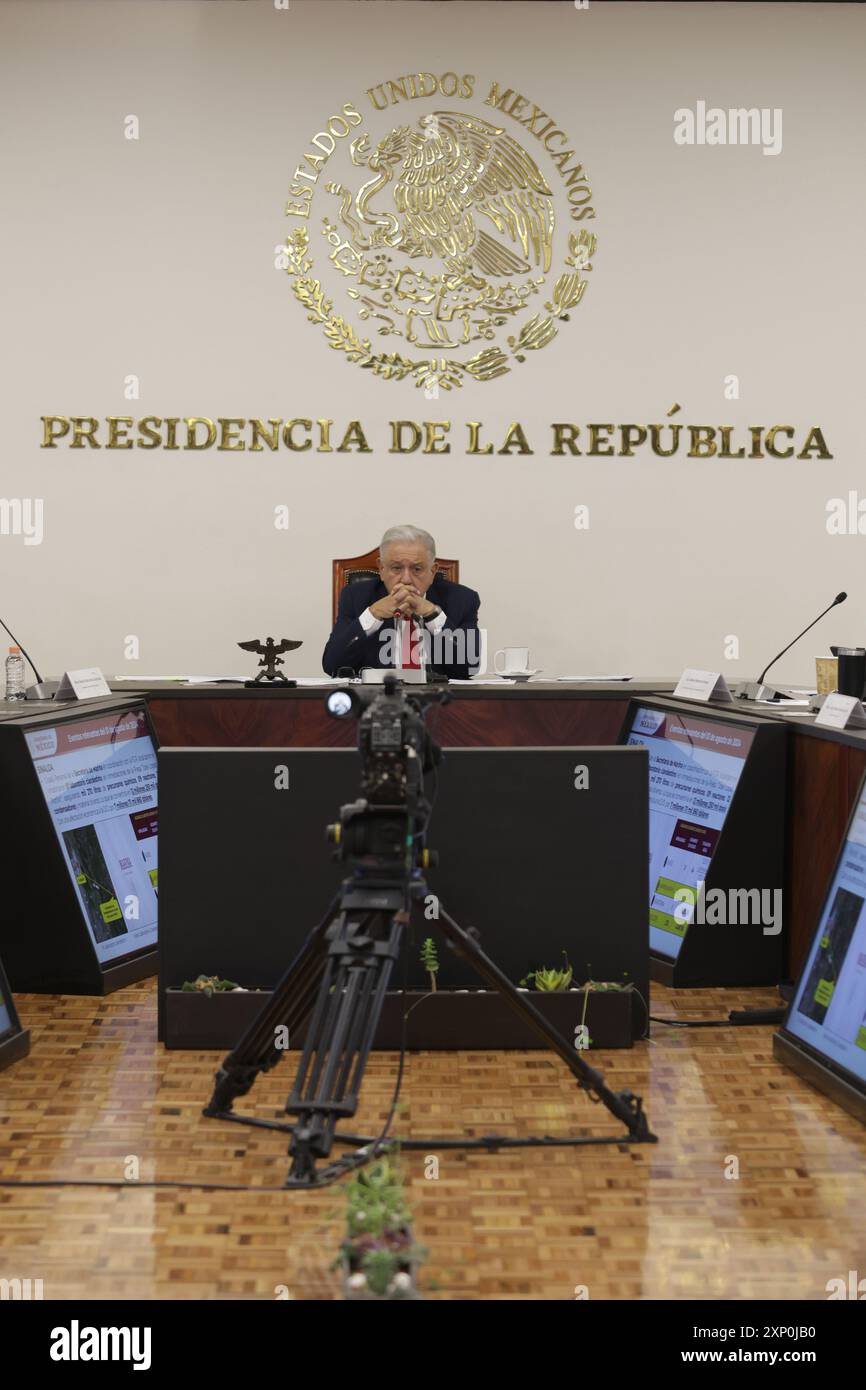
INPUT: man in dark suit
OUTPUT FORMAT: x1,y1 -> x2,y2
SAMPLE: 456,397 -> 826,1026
323,525 -> 481,680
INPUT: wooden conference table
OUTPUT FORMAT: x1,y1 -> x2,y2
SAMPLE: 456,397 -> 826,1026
4,677 -> 866,979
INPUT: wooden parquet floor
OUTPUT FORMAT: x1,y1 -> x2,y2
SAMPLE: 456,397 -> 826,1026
0,979 -> 864,1301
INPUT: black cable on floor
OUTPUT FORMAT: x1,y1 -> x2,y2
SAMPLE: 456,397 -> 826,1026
0,1178 -> 301,1192
650,1015 -> 732,1028
650,1007 -> 786,1029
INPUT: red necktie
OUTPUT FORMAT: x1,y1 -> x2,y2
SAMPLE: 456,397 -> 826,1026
401,616 -> 421,669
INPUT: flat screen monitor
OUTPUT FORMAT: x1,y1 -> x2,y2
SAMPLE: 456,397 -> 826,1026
624,704 -> 756,961
783,779 -> 866,1097
23,705 -> 159,966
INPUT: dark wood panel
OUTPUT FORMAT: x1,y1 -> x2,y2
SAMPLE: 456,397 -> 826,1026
432,697 -> 630,746
847,745 -> 866,804
147,697 -> 356,748
786,734 -> 866,978
148,694 -> 630,750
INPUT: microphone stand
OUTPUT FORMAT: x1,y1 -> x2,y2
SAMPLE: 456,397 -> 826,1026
736,678 -> 792,705
736,593 -> 847,703
0,615 -> 58,702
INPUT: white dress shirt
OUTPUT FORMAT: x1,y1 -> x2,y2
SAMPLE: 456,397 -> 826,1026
359,598 -> 448,668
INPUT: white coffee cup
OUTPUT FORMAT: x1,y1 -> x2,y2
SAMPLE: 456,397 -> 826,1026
494,646 -> 530,675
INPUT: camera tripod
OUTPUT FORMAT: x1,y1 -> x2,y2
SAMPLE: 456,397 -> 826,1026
204,857 -> 657,1188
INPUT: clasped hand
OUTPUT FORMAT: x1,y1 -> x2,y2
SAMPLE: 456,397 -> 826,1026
369,583 -> 434,621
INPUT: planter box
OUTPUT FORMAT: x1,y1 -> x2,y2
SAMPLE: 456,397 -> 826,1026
164,986 -> 635,1051
164,989 -> 273,1050
373,988 -> 633,1049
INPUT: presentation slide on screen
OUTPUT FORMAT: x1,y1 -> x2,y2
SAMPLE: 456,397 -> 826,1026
25,709 -> 159,966
626,706 -> 754,959
788,791 -> 866,1087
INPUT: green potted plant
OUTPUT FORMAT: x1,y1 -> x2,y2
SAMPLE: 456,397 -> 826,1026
337,1152 -> 426,1300
420,938 -> 439,992
576,968 -> 637,1048
164,974 -> 268,1049
520,952 -> 573,991
181,974 -> 242,997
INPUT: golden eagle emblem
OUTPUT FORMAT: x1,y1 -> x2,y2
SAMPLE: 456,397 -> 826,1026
353,111 -> 554,279
282,97 -> 596,390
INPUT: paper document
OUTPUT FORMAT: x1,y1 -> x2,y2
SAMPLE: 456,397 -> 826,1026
112,675 -> 245,684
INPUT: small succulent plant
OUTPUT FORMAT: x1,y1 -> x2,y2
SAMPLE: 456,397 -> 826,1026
420,937 -> 439,992
181,974 -> 240,997
521,953 -> 573,991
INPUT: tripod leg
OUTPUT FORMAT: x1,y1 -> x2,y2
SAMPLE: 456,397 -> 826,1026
435,902 -> 656,1143
203,891 -> 341,1116
285,908 -> 406,1184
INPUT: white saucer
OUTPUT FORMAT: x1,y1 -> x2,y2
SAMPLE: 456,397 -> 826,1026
500,668 -> 542,681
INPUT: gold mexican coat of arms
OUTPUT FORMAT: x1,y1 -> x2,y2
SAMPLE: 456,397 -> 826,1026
282,81 -> 597,391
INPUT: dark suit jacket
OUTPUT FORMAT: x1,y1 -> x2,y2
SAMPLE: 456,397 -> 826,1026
322,573 -> 481,680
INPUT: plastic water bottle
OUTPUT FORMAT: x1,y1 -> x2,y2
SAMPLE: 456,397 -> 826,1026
4,646 -> 26,701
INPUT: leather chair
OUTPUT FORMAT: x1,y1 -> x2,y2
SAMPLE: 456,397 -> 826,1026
332,546 -> 460,622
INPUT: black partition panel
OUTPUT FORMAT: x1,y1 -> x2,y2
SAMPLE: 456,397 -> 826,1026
618,697 -> 787,988
158,745 -> 648,1040
774,767 -> 866,1124
0,698 -> 160,995
158,748 -> 354,1041
0,953 -> 30,1071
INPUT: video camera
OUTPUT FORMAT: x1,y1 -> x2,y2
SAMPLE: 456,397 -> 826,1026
324,675 -> 441,875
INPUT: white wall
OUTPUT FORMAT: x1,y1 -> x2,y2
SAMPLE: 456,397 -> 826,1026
1,0 -> 863,684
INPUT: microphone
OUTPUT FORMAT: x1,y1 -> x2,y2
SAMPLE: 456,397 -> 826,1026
0,614 -> 58,701
736,591 -> 847,702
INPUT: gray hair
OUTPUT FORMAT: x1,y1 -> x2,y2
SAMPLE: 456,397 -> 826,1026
379,524 -> 435,562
